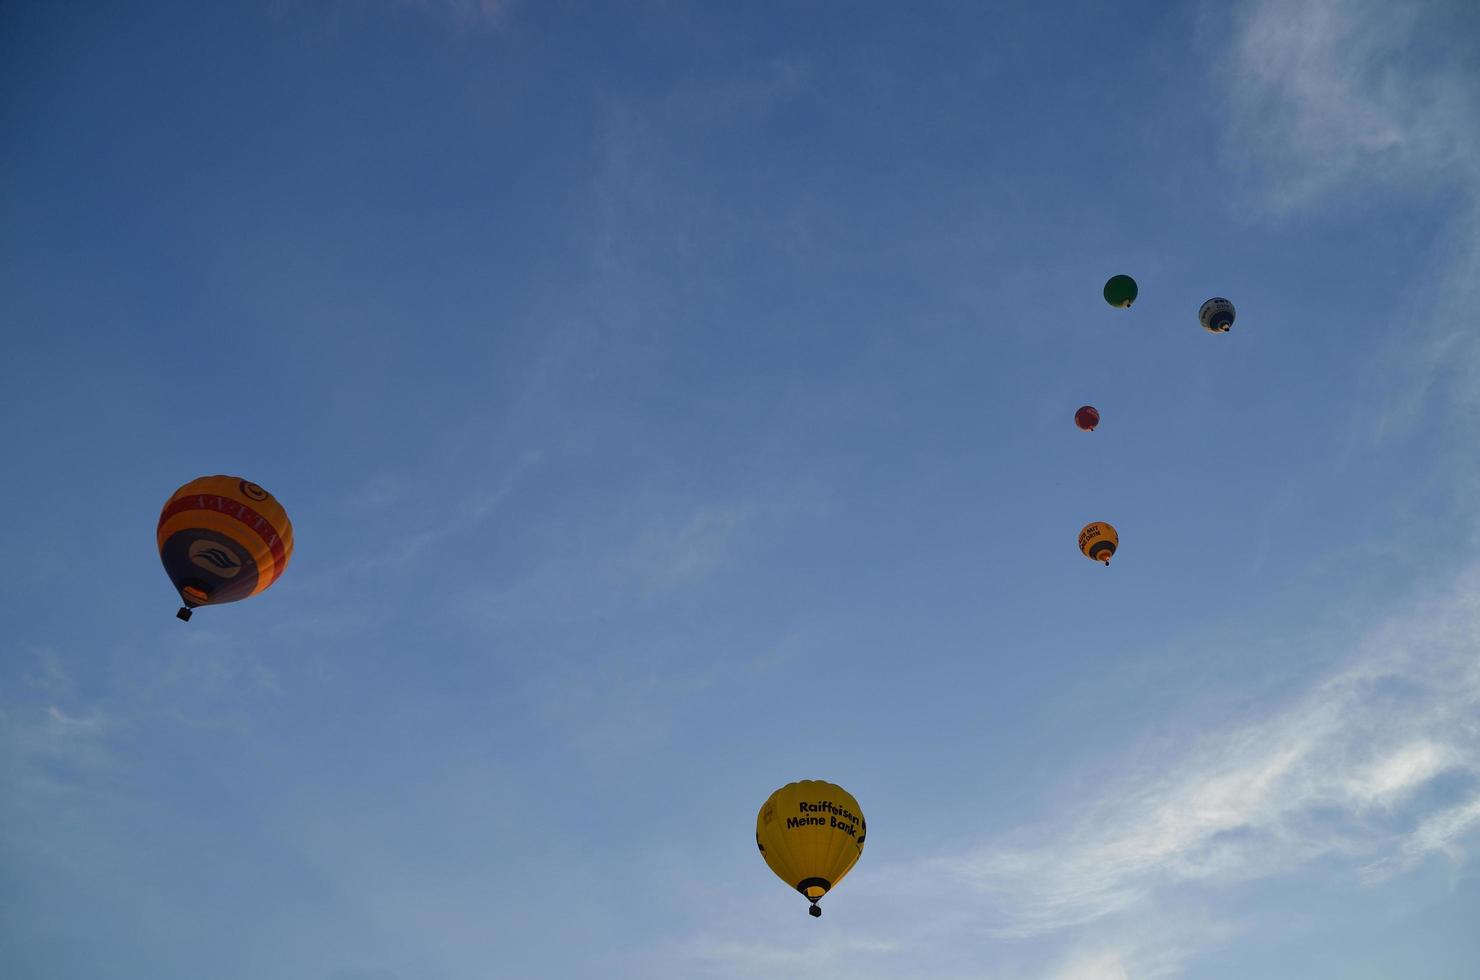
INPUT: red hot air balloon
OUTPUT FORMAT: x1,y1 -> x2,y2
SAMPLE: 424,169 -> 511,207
1074,406 -> 1100,431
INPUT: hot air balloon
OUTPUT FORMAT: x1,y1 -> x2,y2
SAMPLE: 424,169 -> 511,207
1078,521 -> 1118,565
158,476 -> 294,621
756,779 -> 865,918
1198,297 -> 1235,333
1103,275 -> 1138,309
1075,406 -> 1100,431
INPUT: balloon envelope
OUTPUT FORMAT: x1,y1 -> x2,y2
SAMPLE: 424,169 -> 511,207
1075,405 -> 1100,431
1078,521 -> 1118,565
1199,297 -> 1235,332
158,475 -> 294,619
756,780 -> 865,916
1103,275 -> 1138,308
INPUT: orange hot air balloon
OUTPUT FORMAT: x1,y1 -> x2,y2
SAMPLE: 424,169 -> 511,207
1078,521 -> 1118,565
1074,406 -> 1100,431
157,476 -> 294,621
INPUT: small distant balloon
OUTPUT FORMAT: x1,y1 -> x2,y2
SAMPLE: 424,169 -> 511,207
1199,297 -> 1235,333
1078,521 -> 1118,565
1074,406 -> 1100,431
1103,275 -> 1138,309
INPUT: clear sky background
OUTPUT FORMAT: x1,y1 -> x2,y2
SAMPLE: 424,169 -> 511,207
3,1 -> 1480,978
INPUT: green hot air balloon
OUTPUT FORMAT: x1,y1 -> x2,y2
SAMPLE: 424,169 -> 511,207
1103,275 -> 1138,309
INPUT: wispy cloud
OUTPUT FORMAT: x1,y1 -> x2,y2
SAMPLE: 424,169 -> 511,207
671,934 -> 902,979
942,566 -> 1480,939
628,502 -> 754,592
46,705 -> 104,731
1048,949 -> 1135,980
1032,910 -> 1239,980
1,685 -> 121,827
1221,0 -> 1480,428
1045,945 -> 1180,980
452,493 -> 758,633
661,564 -> 1480,979
1222,0 -> 1480,211
1370,794 -> 1480,882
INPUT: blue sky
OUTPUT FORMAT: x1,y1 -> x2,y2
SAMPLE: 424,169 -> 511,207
3,1 -> 1480,977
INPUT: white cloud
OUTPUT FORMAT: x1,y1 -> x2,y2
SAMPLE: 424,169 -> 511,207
1039,919 -> 1234,980
47,705 -> 104,730
0,699 -> 120,827
1400,795 -> 1480,861
940,569 -> 1480,939
1221,0 -> 1480,423
660,564 -> 1480,979
1348,739 -> 1455,808
1048,949 -> 1134,980
1222,0 -> 1480,210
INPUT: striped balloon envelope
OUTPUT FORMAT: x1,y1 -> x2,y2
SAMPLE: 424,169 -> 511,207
157,476 -> 294,621
1078,520 -> 1118,566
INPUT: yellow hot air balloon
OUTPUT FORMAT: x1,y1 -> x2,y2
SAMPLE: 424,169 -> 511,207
158,475 -> 294,621
1078,521 -> 1118,565
756,779 -> 865,917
